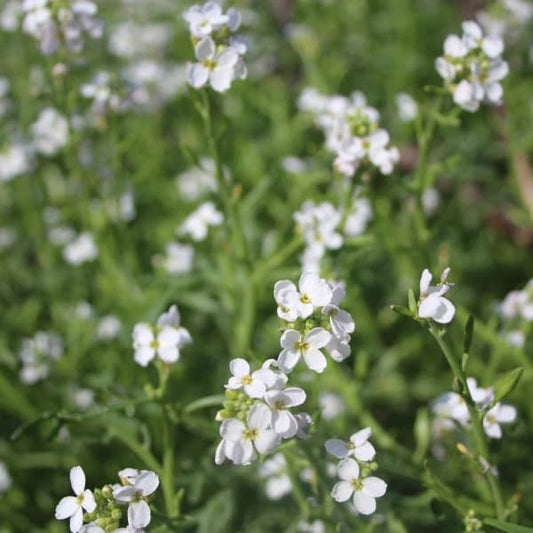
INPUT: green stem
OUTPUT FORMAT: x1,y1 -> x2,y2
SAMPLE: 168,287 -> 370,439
161,412 -> 178,519
428,324 -> 505,520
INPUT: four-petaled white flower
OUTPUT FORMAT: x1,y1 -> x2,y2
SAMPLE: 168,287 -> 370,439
264,386 -> 307,438
188,37 -> 243,93
183,1 -> 228,38
322,283 -> 355,340
225,358 -> 275,399
113,470 -> 160,529
178,201 -> 223,241
418,267 -> 456,324
331,458 -> 387,515
325,427 -> 376,462
132,323 -> 183,366
483,402 -> 517,439
278,327 -> 332,374
55,466 -> 97,533
217,404 -> 281,465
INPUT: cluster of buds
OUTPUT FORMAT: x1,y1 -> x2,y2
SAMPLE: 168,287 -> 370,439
435,21 -> 508,112
298,88 -> 399,178
22,0 -> 103,56
326,428 -> 387,515
183,1 -> 247,93
215,358 -> 311,465
274,272 -> 355,374
132,305 -> 192,367
55,466 -> 159,532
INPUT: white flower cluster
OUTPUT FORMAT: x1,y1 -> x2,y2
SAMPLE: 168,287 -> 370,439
19,331 -> 63,384
432,377 -> 517,440
275,272 -> 355,373
0,142 -> 32,182
55,465 -> 159,532
177,201 -> 223,242
80,72 -> 124,118
498,279 -> 533,348
153,242 -> 195,276
31,107 -> 69,156
22,0 -> 103,56
435,21 -> 508,112
63,232 -> 98,266
298,88 -> 399,178
215,358 -> 311,465
132,305 -> 192,367
184,2 -> 247,93
294,197 -> 372,272
326,428 -> 387,515
417,267 -> 456,324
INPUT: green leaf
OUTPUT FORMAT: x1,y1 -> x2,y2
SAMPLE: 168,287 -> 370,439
408,289 -> 417,315
484,518 -> 533,533
413,407 -> 430,463
183,395 -> 226,414
197,489 -> 234,533
493,367 -> 523,403
463,314 -> 475,354
390,304 -> 413,319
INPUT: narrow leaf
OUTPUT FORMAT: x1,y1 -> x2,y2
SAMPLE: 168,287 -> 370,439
484,518 -> 533,533
390,305 -> 413,319
493,367 -> 523,404
408,289 -> 417,315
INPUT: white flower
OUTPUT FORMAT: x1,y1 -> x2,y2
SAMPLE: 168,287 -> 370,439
264,386 -> 306,438
431,392 -> 470,427
462,21 -> 503,58
97,315 -> 122,341
344,196 -> 372,237
31,108 -> 69,155
277,272 -> 333,320
483,402 -> 517,439
63,233 -> 98,265
178,201 -> 223,241
297,520 -> 326,533
225,358 -> 276,399
157,304 -> 193,348
183,2 -> 228,38
216,404 -> 280,465
418,267 -> 455,324
132,323 -> 183,366
278,327 -> 332,373
322,283 -> 355,340
176,158 -> 218,201
258,453 -> 292,500
466,377 -> 494,408
188,38 -> 241,93
325,428 -> 376,462
318,392 -> 346,420
55,466 -> 96,533
0,143 -> 32,182
113,471 -> 159,529
331,458 -> 387,515
396,93 -> 418,122
156,242 -> 194,275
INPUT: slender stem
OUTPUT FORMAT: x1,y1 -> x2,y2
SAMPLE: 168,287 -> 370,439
161,411 -> 178,518
428,324 -> 505,519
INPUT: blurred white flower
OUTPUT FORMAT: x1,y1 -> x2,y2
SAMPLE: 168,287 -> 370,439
0,462 -> 11,493
319,392 -> 346,420
19,331 -> 63,385
177,201 -> 223,241
156,242 -> 194,275
258,453 -> 292,500
396,93 -> 418,122
63,233 -> 98,265
31,108 -> 69,155
483,402 -> 517,439
97,315 -> 122,341
0,143 -> 32,182
176,158 -> 218,201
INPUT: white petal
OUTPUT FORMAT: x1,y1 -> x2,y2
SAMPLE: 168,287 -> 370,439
351,427 -> 371,446
419,269 -> 432,296
495,404 -> 517,423
331,481 -> 353,502
69,507 -> 83,533
70,466 -> 85,495
277,348 -> 300,373
158,326 -> 181,347
113,485 -> 135,503
337,458 -> 360,481
281,387 -> 306,407
354,442 -> 376,462
244,379 -> 266,399
194,37 -> 215,61
482,36 -> 503,58
128,500 -> 151,528
444,34 -> 467,57
188,63 -> 209,88
209,68 -> 234,93
216,47 -> 239,69
254,429 -> 281,454
280,329 -> 301,349
55,496 -> 78,519
303,348 -> 327,373
82,489 -> 96,512
134,346 -> 155,367
353,492 -> 377,515
274,280 -> 296,302
325,439 -> 349,459
418,293 -> 442,319
248,403 -> 271,430
158,345 -> 179,363
305,327 -> 331,349
432,298 -> 456,324
362,476 -> 387,497
229,358 -> 250,378
220,419 -> 245,441
133,323 -> 153,345
136,471 -> 159,496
